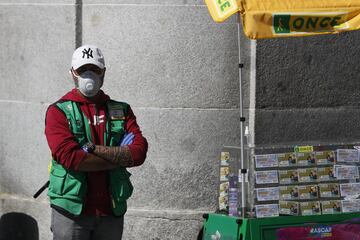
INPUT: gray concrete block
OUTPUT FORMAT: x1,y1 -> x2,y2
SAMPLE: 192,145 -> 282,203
255,108 -> 360,145
0,102 -> 50,198
127,107 -> 243,210
256,31 -> 360,109
82,4 -> 243,109
0,4 -> 76,104
0,195 -> 51,240
124,209 -> 203,240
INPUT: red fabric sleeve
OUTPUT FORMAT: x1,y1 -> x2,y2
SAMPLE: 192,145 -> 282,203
45,105 -> 86,170
125,106 -> 148,167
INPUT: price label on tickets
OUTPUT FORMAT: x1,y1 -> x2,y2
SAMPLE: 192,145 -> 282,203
294,145 -> 314,153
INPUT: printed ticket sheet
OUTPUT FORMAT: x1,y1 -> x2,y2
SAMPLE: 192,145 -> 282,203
298,168 -> 318,183
319,183 -> 340,198
340,183 -> 360,197
255,204 -> 279,218
255,170 -> 279,184
218,195 -> 228,211
315,151 -> 336,165
220,167 -> 230,181
317,166 -> 336,182
278,153 -> 297,167
334,165 -> 359,180
280,185 -> 299,200
279,170 -> 299,184
341,199 -> 360,213
219,182 -> 229,197
297,152 -> 316,166
299,185 -> 318,199
279,201 -> 299,216
300,201 -> 321,216
337,149 -> 359,163
255,154 -> 278,168
321,200 -> 341,214
256,187 -> 280,201
220,151 -> 230,166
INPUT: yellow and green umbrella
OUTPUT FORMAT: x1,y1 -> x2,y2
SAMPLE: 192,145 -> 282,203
205,0 -> 360,39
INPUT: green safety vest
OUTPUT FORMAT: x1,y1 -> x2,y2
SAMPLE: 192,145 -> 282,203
47,100 -> 133,216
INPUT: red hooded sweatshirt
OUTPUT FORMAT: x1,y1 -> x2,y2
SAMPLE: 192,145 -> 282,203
45,88 -> 148,216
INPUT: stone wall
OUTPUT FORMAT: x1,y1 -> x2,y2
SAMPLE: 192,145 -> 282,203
255,32 -> 360,145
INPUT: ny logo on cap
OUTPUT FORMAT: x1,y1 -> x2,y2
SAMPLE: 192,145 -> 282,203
82,48 -> 93,59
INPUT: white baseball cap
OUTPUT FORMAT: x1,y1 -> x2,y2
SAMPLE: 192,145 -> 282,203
71,45 -> 105,70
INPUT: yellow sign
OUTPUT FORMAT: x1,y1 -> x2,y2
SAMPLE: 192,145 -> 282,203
294,146 -> 314,153
204,0 -> 240,23
241,0 -> 360,39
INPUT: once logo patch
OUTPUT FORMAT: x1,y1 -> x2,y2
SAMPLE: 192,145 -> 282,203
82,48 -> 93,59
273,12 -> 349,35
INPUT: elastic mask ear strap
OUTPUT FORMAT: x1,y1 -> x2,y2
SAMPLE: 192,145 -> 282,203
71,68 -> 80,77
70,68 -> 79,88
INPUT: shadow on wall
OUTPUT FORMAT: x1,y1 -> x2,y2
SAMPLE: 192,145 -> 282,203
0,212 -> 39,240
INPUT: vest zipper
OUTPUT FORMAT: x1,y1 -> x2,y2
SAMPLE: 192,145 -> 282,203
111,197 -> 116,209
110,184 -> 116,209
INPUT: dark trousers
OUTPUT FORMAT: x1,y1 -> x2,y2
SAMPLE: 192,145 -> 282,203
51,208 -> 124,240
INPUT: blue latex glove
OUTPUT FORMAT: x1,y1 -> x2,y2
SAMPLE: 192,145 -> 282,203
120,132 -> 134,146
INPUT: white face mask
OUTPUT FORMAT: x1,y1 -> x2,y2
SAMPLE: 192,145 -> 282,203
74,71 -> 103,97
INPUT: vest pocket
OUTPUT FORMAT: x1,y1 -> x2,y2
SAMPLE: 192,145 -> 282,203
63,172 -> 85,196
49,168 -> 66,195
110,169 -> 134,201
110,169 -> 133,216
49,165 -> 85,198
110,120 -> 125,145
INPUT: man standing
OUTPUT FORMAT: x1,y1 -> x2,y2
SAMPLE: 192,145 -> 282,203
45,45 -> 148,240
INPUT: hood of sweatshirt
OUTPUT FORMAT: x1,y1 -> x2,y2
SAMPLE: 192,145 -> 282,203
57,88 -> 111,125
59,88 -> 110,104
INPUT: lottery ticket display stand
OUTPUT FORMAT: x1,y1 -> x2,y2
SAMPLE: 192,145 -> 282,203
202,144 -> 360,240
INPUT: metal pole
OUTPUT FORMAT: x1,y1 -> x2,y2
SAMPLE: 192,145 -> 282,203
237,13 -> 246,218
